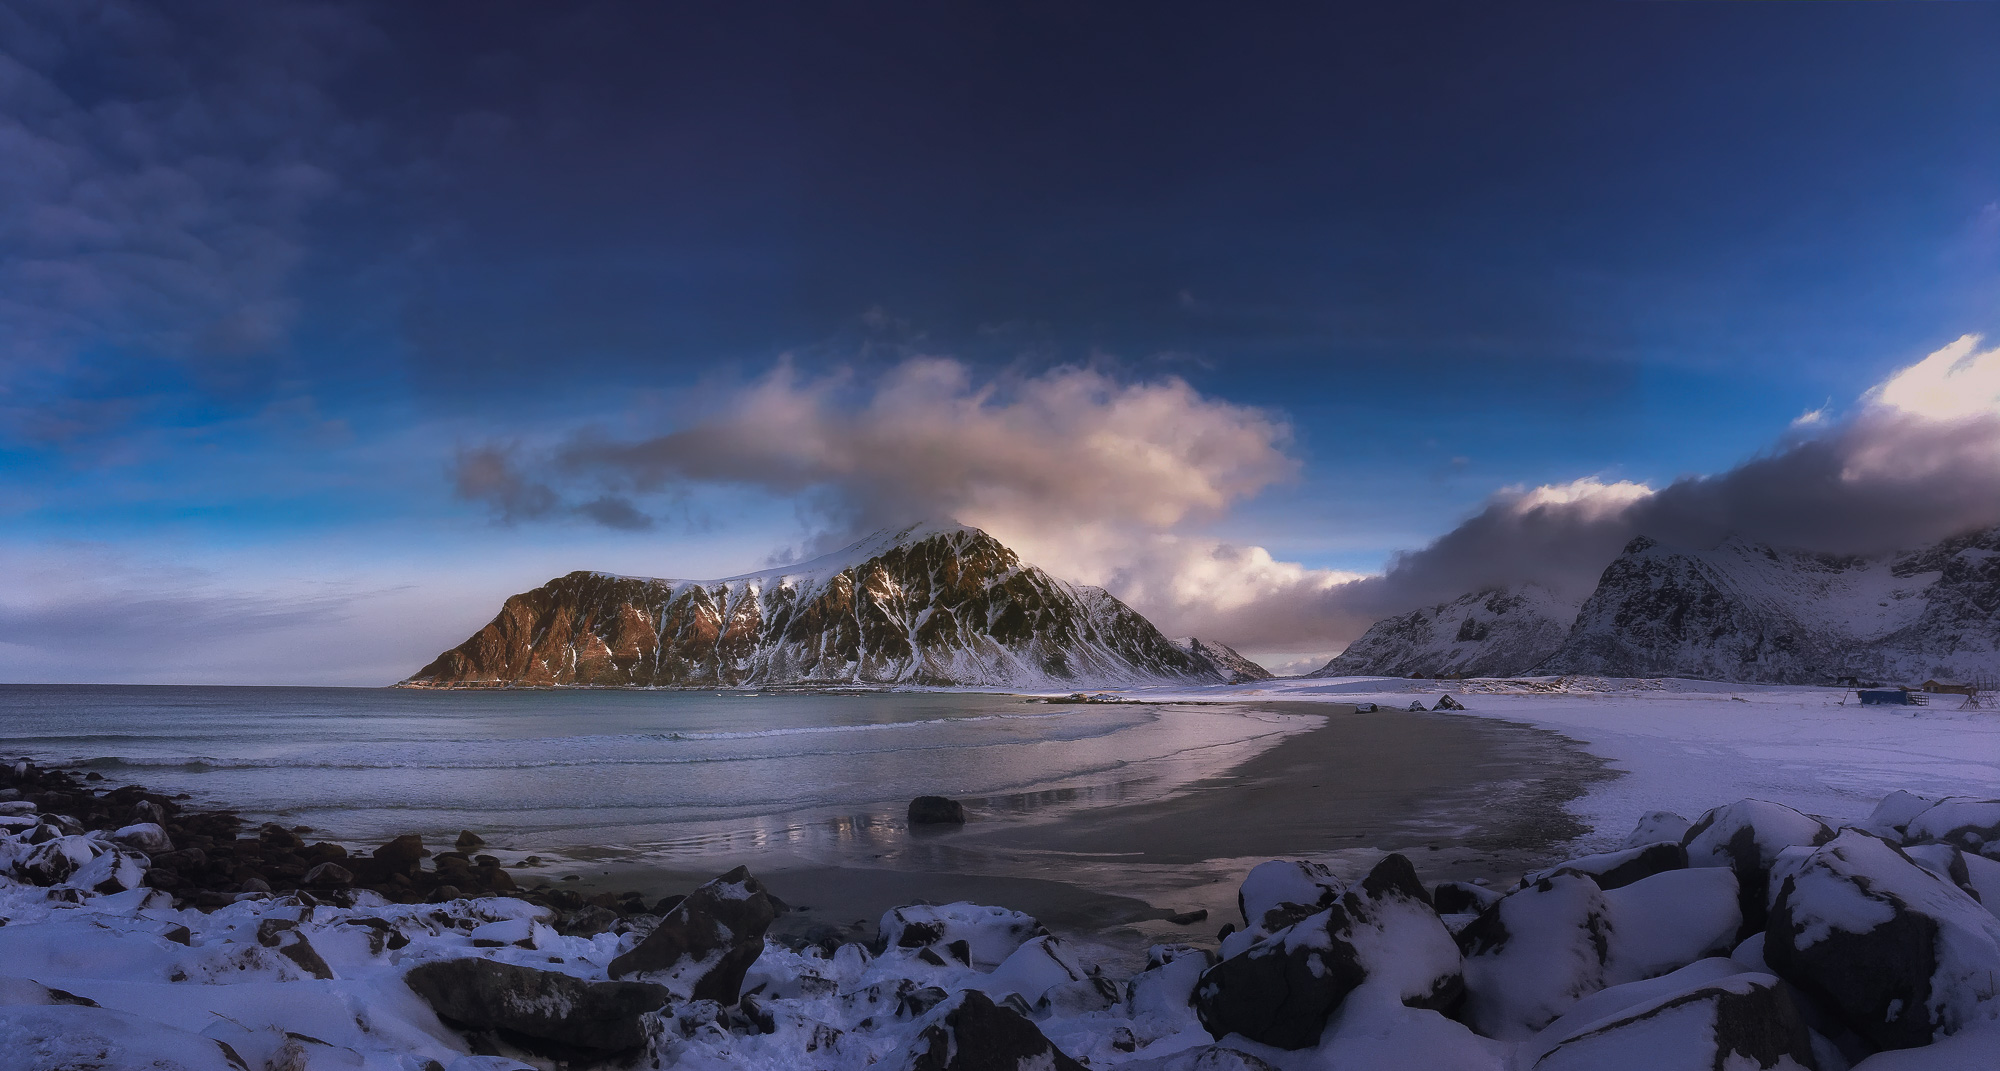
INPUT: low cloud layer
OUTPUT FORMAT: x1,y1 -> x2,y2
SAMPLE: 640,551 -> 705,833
454,357 -> 1297,543
454,335 -> 2000,668
1322,334 -> 2000,637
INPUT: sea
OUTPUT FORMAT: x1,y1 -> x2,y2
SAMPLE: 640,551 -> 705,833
0,685 -> 1315,866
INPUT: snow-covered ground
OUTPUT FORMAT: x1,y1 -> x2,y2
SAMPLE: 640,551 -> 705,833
1130,675 -> 2000,854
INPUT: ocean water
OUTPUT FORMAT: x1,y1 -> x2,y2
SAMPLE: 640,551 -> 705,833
0,685 -> 1313,862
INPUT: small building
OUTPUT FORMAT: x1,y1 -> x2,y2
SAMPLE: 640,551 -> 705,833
1922,679 -> 1979,696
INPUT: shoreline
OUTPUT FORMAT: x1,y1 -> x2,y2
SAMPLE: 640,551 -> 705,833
546,701 -> 1613,958
0,696 -> 1614,964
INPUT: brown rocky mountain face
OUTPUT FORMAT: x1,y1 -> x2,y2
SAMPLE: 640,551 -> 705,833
401,522 -> 1223,689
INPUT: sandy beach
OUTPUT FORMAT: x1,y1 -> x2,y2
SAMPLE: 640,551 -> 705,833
553,701 -> 1611,958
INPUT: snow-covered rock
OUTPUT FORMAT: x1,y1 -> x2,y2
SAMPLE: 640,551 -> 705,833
0,1003 -> 252,1071
1521,841 -> 1687,891
1196,854 -> 1460,1050
607,865 -> 779,1003
401,521 -> 1224,689
1765,828 -> 2000,1049
1682,798 -> 1835,932
907,989 -> 1085,1071
879,902 -> 1040,969
1458,867 -> 1740,1040
1235,859 -> 1343,938
1901,797 -> 2000,861
1527,970 -> 1818,1071
1621,811 -> 1692,850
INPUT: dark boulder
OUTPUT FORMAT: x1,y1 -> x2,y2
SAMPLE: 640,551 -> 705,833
1196,854 -> 1460,1050
303,862 -> 353,887
404,958 -> 670,1056
907,989 -> 1085,1071
909,796 -> 967,825
354,834 -> 429,882
455,830 -> 486,850
607,865 -> 781,1003
1765,829 -> 2000,1050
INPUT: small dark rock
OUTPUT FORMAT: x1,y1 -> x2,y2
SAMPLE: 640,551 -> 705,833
455,830 -> 485,850
1166,909 -> 1209,925
908,796 -> 967,825
303,862 -> 353,887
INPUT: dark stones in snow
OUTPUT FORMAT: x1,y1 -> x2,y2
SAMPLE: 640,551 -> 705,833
908,989 -> 1086,1071
1195,853 -> 1462,1049
608,864 -> 783,1003
909,795 -> 968,825
404,958 -> 672,1057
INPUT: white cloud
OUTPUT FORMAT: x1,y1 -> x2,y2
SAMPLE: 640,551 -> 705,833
1867,334 -> 2000,422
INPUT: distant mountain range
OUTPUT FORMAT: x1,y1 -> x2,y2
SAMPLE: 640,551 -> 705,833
401,521 -> 1234,690
1313,525 -> 2000,685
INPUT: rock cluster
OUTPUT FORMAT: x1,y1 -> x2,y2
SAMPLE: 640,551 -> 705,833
0,759 -> 671,927
5,766 -> 2000,1069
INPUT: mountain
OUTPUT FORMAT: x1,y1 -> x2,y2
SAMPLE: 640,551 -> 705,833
1538,528 -> 2000,684
1304,584 -> 1581,679
1173,637 -> 1275,684
400,521 -> 1224,690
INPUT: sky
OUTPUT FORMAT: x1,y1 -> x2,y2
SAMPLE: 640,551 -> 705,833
3,1 -> 1999,683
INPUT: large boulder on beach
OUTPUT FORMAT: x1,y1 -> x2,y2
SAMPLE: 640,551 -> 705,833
608,865 -> 780,1003
1236,859 -> 1344,940
1196,854 -> 1461,1050
1621,810 -> 1691,850
908,796 -> 967,825
1459,867 -> 1740,1040
1764,828 -> 2000,1050
881,903 -> 1041,969
1683,798 -> 1835,932
111,822 -> 173,854
1459,873 -> 1614,1039
1901,798 -> 2000,861
404,958 -> 670,1056
1528,971 -> 1818,1071
907,989 -> 1084,1071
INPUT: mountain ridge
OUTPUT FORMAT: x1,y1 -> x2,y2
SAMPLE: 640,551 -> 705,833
400,522 -> 1227,690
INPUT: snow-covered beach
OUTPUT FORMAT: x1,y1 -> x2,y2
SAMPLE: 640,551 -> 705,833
4,679 -> 1999,1069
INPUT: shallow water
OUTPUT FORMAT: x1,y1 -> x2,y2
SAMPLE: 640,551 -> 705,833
0,685 -> 1313,855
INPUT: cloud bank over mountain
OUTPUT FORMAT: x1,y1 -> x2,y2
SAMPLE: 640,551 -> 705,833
455,335 -> 2000,667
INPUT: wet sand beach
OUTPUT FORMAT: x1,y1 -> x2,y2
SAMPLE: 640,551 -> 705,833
555,702 -> 1613,956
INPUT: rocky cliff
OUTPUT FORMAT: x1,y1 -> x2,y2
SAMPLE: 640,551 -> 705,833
1305,585 -> 1580,679
401,521 -> 1224,689
1173,637 -> 1275,684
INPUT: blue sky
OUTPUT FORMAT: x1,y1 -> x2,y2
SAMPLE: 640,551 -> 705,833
3,2 -> 1999,682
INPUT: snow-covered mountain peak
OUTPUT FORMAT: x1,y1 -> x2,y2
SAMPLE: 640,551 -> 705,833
404,521 -> 1218,689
